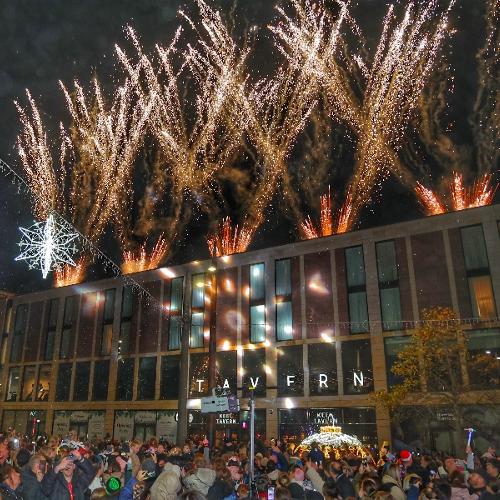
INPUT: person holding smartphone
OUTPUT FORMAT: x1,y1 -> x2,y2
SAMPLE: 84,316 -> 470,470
21,453 -> 50,499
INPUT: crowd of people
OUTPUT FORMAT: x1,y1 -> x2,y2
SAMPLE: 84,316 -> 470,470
0,430 -> 498,500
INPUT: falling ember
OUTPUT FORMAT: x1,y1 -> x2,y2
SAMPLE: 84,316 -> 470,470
207,217 -> 253,257
300,187 -> 354,239
53,257 -> 87,288
121,235 -> 169,274
415,182 -> 446,215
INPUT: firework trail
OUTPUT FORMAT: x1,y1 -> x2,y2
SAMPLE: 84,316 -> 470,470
206,217 -> 252,257
277,0 -> 453,231
116,0 -> 248,262
16,71 -> 152,279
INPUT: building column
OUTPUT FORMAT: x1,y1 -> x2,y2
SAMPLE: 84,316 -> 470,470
375,405 -> 391,445
483,220 -> 500,314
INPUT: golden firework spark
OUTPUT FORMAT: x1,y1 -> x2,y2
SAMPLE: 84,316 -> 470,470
53,257 -> 87,288
121,235 -> 169,274
415,172 -> 497,215
300,186 -> 353,239
415,182 -> 446,215
207,217 -> 253,257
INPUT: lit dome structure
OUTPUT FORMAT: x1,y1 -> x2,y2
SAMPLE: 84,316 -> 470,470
298,426 -> 370,459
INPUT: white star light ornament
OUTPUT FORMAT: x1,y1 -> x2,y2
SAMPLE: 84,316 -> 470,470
15,214 -> 79,279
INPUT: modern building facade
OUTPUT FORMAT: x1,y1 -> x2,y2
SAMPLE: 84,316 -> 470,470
0,205 -> 499,450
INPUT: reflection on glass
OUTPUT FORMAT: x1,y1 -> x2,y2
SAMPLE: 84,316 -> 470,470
7,367 -> 21,401
250,305 -> 266,343
36,365 -> 51,401
21,366 -> 36,401
190,312 -> 204,348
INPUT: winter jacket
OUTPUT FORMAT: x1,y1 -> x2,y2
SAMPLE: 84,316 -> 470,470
20,468 -> 49,500
183,467 -> 216,496
451,486 -> 478,500
381,475 -> 406,500
118,477 -> 137,500
207,478 -> 234,500
334,473 -> 356,500
40,458 -> 95,500
0,483 -> 23,500
150,471 -> 181,500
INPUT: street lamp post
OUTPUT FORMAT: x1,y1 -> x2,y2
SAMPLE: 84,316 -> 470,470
207,262 -> 217,448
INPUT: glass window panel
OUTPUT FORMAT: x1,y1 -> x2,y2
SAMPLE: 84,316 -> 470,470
48,299 -> 59,328
119,322 -> 131,355
190,312 -> 204,348
342,340 -> 374,395
93,360 -> 109,401
36,365 -> 51,401
461,225 -> 489,271
250,305 -> 266,343
216,351 -> 237,393
10,304 -> 28,363
276,301 -> 293,341
170,277 -> 184,313
60,328 -> 73,359
376,241 -> 398,283
100,324 -> 113,356
348,292 -> 369,333
55,363 -> 72,401
63,296 -> 75,325
189,353 -> 209,397
160,355 -> 180,399
242,349 -> 266,397
308,343 -> 338,395
250,263 -> 265,301
384,336 -> 410,388
6,367 -> 20,402
345,246 -> 366,287
122,287 -> 134,319
104,289 -> 116,321
192,274 -> 205,309
73,362 -> 90,401
276,259 -> 292,296
277,345 -> 304,396
469,276 -> 497,319
138,357 -> 156,400
168,316 -> 181,350
380,287 -> 402,331
116,359 -> 134,401
44,329 -> 56,361
21,366 -> 36,401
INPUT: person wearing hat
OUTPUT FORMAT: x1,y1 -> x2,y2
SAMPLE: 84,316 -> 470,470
183,456 -> 216,496
40,449 -> 95,500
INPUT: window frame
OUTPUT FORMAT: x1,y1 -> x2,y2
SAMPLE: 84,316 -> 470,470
250,263 -> 266,343
344,246 -> 369,334
275,259 -> 293,341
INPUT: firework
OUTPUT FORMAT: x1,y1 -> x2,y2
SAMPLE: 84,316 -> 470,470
415,182 -> 446,215
300,186 -> 353,239
121,235 -> 169,274
207,217 -> 253,257
54,257 -> 87,288
415,172 -> 497,215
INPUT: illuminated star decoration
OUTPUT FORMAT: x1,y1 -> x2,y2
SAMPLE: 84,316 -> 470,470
15,214 -> 79,279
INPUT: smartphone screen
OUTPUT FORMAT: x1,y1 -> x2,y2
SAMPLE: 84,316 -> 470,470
268,486 -> 275,500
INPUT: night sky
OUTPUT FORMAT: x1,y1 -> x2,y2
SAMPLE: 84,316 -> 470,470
0,0 -> 495,294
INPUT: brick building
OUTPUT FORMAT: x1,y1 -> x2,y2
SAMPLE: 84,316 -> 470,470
0,205 -> 499,450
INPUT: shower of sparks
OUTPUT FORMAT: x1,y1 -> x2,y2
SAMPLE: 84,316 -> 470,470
121,235 -> 169,274
117,0 -> 247,201
207,217 -> 253,257
236,0 -> 348,239
54,257 -> 87,288
347,1 -> 454,229
300,186 -> 353,239
415,173 -> 498,215
415,182 -> 446,215
15,214 -> 78,279
16,69 -> 153,267
278,0 -> 453,231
